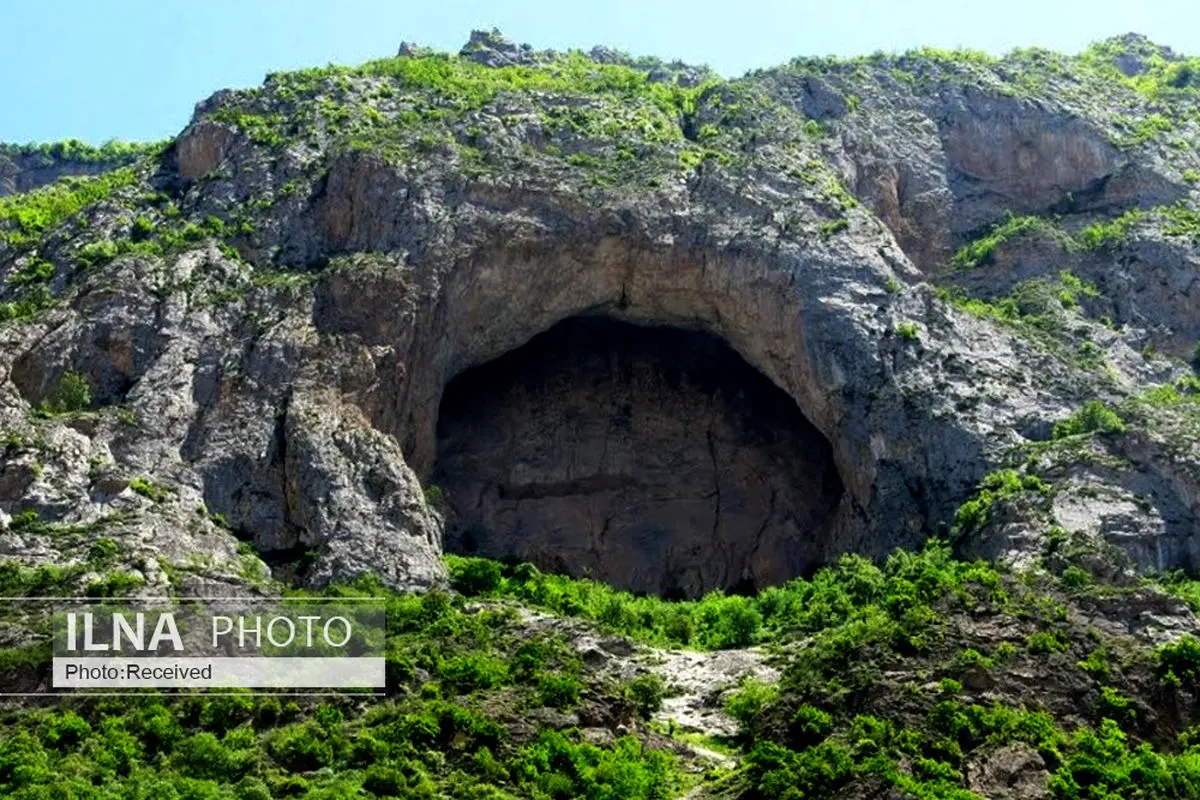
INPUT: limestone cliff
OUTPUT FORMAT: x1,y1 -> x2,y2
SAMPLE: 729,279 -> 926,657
3,32 -> 1200,599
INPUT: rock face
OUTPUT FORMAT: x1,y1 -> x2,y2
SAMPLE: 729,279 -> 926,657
2,32 -> 1200,599
434,317 -> 844,597
283,390 -> 444,590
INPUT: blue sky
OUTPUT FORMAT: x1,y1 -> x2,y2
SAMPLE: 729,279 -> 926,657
3,0 -> 1199,144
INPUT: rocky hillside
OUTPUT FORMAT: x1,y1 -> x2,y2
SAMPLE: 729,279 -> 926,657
0,139 -> 165,197
3,28 -> 1200,800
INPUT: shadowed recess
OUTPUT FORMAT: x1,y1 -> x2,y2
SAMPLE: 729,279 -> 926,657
433,315 -> 844,597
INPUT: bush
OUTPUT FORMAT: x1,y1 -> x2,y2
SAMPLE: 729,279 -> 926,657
625,673 -> 666,720
38,371 -> 91,414
450,557 -> 504,595
268,723 -> 335,773
172,732 -> 254,783
708,595 -> 763,648
724,678 -> 780,729
130,215 -> 155,241
896,321 -> 920,340
1052,400 -> 1125,439
86,537 -> 120,565
537,673 -> 582,709
747,740 -> 854,799
438,653 -> 508,694
513,731 -> 677,800
1026,631 -> 1070,654
78,240 -> 119,268
1158,635 -> 1200,688
790,704 -> 834,747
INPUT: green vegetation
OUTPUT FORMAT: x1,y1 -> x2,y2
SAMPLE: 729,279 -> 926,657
0,167 -> 138,251
1052,400 -> 1126,439
129,477 -> 172,504
1080,37 -> 1200,102
0,585 -> 682,799
1163,201 -> 1200,242
625,674 -> 667,720
937,273 -> 1096,342
1111,113 -> 1174,148
0,283 -> 55,323
449,541 -> 1005,656
2,540 -> 1199,798
0,139 -> 165,166
952,469 -> 1050,538
949,214 -> 1061,270
34,370 -> 92,416
819,217 -> 849,237
895,321 -> 920,341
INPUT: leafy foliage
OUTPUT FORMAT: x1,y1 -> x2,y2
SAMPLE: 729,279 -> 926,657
0,139 -> 165,166
0,168 -> 137,250
1052,400 -> 1126,439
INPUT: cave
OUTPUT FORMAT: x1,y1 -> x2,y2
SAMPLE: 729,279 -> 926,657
431,316 -> 845,598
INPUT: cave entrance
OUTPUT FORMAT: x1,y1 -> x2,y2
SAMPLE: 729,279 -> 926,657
432,316 -> 844,598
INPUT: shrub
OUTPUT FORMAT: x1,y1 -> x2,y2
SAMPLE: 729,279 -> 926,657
87,537 -> 120,565
449,557 -> 504,595
1052,400 -> 1126,439
85,571 -> 145,597
38,371 -> 91,415
1077,209 -> 1144,250
438,653 -> 508,693
44,711 -> 91,747
0,168 -> 138,250
268,723 -> 335,772
950,214 -> 1055,269
172,732 -> 253,783
724,678 -> 780,729
625,673 -> 666,719
896,321 -> 920,340
130,477 -> 171,503
1026,631 -> 1070,654
130,215 -> 155,241
952,469 -> 1048,537
709,595 -> 764,648
513,731 -> 677,800
1060,565 -> 1092,588
537,673 -> 582,709
790,704 -> 834,747
819,217 -> 849,237
1158,635 -> 1200,688
747,740 -> 854,799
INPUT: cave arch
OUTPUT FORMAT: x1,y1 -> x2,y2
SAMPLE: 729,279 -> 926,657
312,231 -> 938,590
431,315 -> 845,597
